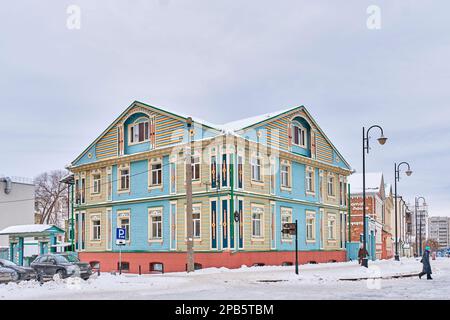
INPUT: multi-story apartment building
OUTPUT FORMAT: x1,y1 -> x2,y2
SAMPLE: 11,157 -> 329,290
428,217 -> 450,249
348,172 -> 385,260
68,101 -> 352,273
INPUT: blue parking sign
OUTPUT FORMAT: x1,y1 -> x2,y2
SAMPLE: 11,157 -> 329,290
116,227 -> 126,240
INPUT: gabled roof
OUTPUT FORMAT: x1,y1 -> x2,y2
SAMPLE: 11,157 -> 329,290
218,105 -> 351,169
218,106 -> 298,133
72,101 -> 351,170
72,100 -> 223,165
348,172 -> 384,194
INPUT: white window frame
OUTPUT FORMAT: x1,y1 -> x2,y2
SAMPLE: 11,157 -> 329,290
327,214 -> 337,240
149,158 -> 163,188
148,207 -> 163,241
117,211 -> 131,242
292,122 -> 307,148
306,211 -> 316,242
118,165 -> 130,192
251,156 -> 262,182
251,204 -> 264,239
92,173 -> 101,195
306,166 -> 315,194
185,154 -> 201,182
281,207 -> 293,241
192,205 -> 201,238
327,173 -> 335,197
91,215 -> 101,241
128,117 -> 150,145
280,161 -> 291,189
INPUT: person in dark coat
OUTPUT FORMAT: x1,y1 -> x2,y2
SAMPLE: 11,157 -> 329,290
419,246 -> 433,280
358,246 -> 368,265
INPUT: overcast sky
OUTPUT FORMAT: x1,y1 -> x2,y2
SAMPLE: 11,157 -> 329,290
0,1 -> 449,216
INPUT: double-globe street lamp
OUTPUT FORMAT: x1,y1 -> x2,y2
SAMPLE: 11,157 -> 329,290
362,125 -> 388,268
394,162 -> 413,261
415,196 -> 427,256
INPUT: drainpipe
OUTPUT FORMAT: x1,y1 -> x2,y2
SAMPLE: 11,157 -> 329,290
1,177 -> 12,194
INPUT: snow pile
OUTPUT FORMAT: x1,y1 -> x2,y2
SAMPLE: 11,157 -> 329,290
1,258 -> 449,300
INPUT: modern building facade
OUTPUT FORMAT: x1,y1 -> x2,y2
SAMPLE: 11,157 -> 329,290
0,176 -> 35,249
428,217 -> 450,249
68,101 -> 352,273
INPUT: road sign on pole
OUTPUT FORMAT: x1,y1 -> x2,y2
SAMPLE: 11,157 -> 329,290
281,221 -> 299,274
116,228 -> 126,275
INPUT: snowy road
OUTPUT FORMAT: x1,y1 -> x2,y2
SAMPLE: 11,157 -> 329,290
1,257 -> 449,300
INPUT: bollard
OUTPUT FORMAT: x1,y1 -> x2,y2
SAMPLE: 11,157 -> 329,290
97,266 -> 100,277
139,265 -> 142,275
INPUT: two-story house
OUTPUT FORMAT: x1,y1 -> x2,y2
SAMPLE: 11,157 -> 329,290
68,101 -> 352,273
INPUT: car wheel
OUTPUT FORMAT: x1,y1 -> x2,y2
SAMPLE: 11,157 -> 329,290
56,269 -> 65,280
11,271 -> 20,282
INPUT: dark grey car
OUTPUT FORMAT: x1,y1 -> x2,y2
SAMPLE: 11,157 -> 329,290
31,254 -> 92,281
0,266 -> 19,284
0,259 -> 37,282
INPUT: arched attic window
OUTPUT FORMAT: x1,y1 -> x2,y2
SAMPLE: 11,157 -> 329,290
129,116 -> 150,145
291,120 -> 308,148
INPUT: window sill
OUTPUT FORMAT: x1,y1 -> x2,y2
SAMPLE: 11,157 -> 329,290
128,139 -> 150,147
148,185 -> 163,190
117,189 -> 130,194
281,239 -> 293,243
306,239 -> 316,243
280,186 -> 292,192
251,180 -> 264,186
148,239 -> 163,243
306,191 -> 316,196
251,237 -> 265,242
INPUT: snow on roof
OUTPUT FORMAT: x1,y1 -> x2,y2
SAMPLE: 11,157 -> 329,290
348,172 -> 383,194
0,175 -> 34,185
218,106 -> 298,132
0,224 -> 57,235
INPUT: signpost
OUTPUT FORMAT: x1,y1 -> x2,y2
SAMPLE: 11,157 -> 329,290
282,220 -> 298,274
116,228 -> 126,275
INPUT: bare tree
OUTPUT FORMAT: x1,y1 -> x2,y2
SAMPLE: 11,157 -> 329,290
34,170 -> 69,227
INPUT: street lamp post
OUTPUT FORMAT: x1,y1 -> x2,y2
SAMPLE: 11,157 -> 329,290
415,196 -> 427,256
362,125 -> 387,268
394,162 -> 413,261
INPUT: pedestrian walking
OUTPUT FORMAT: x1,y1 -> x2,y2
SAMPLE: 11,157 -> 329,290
358,246 -> 368,265
419,246 -> 433,280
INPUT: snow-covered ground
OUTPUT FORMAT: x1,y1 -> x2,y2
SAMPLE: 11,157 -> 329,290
1,257 -> 449,300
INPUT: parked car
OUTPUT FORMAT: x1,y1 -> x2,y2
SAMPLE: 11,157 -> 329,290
31,253 -> 92,281
0,266 -> 19,284
0,259 -> 37,282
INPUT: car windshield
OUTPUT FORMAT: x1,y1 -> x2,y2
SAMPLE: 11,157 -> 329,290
62,255 -> 80,263
0,259 -> 17,267
53,255 -> 70,264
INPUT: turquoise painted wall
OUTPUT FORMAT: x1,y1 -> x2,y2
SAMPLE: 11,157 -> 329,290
111,200 -> 171,252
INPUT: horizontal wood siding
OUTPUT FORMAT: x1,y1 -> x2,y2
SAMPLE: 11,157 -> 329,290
96,127 -> 118,159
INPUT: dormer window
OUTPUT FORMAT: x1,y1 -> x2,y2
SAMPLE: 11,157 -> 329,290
292,123 -> 307,148
129,118 -> 149,144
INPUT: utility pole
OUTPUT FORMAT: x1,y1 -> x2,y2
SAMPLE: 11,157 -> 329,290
186,117 -> 195,272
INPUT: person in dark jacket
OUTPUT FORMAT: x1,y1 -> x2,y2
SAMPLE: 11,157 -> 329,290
358,246 -> 368,265
419,246 -> 433,280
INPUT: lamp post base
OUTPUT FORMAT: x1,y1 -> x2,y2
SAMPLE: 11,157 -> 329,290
361,258 -> 368,268
394,254 -> 400,261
